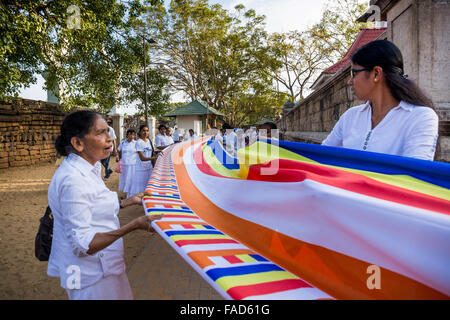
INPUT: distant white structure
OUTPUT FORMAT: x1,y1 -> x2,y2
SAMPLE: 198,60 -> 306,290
108,101 -> 140,116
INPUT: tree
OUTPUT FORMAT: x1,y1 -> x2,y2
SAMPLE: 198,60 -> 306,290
145,0 -> 282,126
121,64 -> 171,117
267,0 -> 370,102
267,30 -> 330,102
0,0 -> 165,112
310,0 -> 371,64
222,85 -> 287,128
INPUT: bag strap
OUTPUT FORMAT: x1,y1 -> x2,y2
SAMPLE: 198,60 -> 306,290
148,137 -> 156,155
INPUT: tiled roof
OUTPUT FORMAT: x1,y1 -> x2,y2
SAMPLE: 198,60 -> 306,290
323,28 -> 387,74
164,100 -> 225,117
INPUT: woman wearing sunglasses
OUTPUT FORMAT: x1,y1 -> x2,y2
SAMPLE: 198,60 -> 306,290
322,40 -> 439,161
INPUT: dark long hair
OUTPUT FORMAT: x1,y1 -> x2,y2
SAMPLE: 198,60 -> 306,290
138,124 -> 149,139
55,110 -> 99,156
351,40 -> 435,110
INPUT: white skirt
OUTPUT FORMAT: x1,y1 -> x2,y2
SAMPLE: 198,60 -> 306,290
127,166 -> 152,196
119,164 -> 136,194
66,272 -> 133,300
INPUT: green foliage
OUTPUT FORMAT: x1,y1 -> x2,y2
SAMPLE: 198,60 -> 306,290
267,30 -> 331,102
121,66 -> 170,117
267,0 -> 370,103
0,0 -> 167,113
310,0 -> 371,63
145,0 -> 283,126
1,0 -> 371,123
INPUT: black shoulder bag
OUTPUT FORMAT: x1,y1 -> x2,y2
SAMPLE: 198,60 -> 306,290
148,138 -> 157,167
35,206 -> 54,261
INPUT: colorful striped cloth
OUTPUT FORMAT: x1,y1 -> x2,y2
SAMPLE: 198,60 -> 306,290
143,137 -> 450,300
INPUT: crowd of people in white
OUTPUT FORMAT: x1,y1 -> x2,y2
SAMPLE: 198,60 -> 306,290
115,121 -> 278,198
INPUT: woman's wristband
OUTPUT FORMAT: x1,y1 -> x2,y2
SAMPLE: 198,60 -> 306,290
119,199 -> 125,208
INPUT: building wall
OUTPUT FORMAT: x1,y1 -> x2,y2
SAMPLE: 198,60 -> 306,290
280,0 -> 449,161
176,115 -> 203,136
0,99 -> 66,169
281,65 -> 361,144
386,0 -> 450,120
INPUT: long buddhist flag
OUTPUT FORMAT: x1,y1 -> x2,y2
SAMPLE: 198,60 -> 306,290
142,136 -> 450,300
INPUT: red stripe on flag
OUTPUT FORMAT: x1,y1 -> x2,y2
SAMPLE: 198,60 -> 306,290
226,279 -> 311,300
223,255 -> 243,264
175,239 -> 238,247
247,159 -> 450,215
194,143 -> 229,179
144,198 -> 184,204
181,224 -> 195,229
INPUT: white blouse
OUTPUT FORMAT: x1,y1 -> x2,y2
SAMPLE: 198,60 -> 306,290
322,101 -> 439,161
47,153 -> 125,289
118,140 -> 138,166
135,138 -> 153,170
155,133 -> 172,148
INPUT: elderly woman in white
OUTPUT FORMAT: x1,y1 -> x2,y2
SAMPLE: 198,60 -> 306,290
49,110 -> 162,300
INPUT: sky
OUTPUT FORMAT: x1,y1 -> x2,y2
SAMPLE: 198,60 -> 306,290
17,0 -> 331,103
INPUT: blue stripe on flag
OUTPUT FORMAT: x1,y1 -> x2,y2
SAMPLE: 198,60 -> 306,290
249,254 -> 269,262
147,194 -> 180,199
206,139 -> 240,169
147,208 -> 193,213
165,230 -> 224,237
206,264 -> 284,281
147,184 -> 178,189
272,139 -> 450,189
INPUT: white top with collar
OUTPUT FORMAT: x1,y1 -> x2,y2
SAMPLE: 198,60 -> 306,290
322,101 -> 439,161
135,138 -> 153,170
47,153 -> 125,289
155,133 -> 173,147
224,131 -> 238,157
118,139 -> 137,165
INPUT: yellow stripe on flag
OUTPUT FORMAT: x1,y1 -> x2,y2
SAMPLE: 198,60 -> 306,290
236,254 -> 257,263
216,271 -> 298,292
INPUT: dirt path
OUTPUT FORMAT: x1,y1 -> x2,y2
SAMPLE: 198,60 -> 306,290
0,160 -> 157,299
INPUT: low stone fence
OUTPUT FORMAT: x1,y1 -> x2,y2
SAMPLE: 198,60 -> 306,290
0,99 -> 66,169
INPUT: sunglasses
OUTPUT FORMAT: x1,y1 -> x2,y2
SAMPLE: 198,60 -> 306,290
350,68 -> 369,78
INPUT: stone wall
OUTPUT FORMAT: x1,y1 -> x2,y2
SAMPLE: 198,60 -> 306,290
278,63 -> 450,162
279,0 -> 450,161
0,99 -> 66,169
384,0 -> 450,121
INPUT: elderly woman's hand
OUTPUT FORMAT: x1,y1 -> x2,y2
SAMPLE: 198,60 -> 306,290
133,214 -> 163,232
120,193 -> 145,208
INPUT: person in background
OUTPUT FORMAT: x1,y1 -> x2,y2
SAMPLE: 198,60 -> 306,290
166,127 -> 175,145
129,125 -> 158,195
155,124 -> 173,151
222,123 -> 238,157
188,129 -> 197,140
258,122 -> 278,140
172,127 -> 180,143
235,128 -> 246,149
322,40 -> 439,161
49,110 -> 162,300
117,129 -> 137,198
101,120 -> 118,179
244,126 -> 258,146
